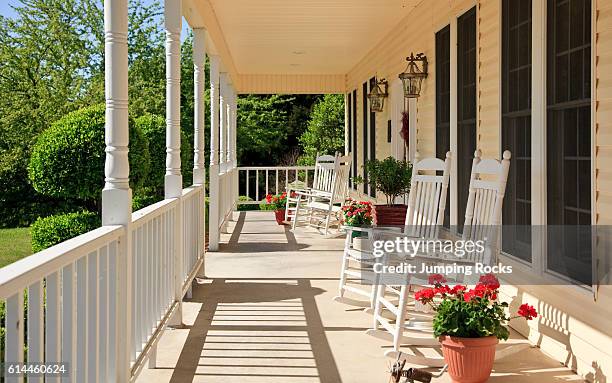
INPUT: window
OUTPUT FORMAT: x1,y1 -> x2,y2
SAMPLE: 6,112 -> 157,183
502,0 -> 532,262
436,24 -> 451,227
387,120 -> 392,143
362,82 -> 369,194
369,77 -> 377,197
352,89 -> 357,189
457,7 -> 477,229
546,0 -> 591,284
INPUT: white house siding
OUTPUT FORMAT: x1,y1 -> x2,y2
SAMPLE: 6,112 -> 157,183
346,0 -> 612,380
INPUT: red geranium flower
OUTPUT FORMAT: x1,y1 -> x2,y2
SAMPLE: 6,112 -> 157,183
450,285 -> 466,295
479,273 -> 501,290
428,273 -> 447,286
517,304 -> 538,320
414,288 -> 436,303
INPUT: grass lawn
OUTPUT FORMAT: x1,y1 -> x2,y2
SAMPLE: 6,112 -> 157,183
0,227 -> 32,268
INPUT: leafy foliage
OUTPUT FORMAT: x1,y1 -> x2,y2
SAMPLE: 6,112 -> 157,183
28,104 -> 150,204
0,0 -> 165,226
237,95 -> 291,164
299,94 -> 345,165
135,114 -> 193,195
363,156 -> 413,205
30,210 -> 100,252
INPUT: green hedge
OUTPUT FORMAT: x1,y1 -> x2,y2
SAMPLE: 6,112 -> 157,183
28,104 -> 150,202
30,211 -> 100,253
135,114 -> 193,195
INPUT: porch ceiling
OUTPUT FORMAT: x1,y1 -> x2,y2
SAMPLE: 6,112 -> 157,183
185,0 -> 421,76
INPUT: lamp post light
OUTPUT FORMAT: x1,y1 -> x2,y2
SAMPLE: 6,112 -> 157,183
398,53 -> 428,98
367,78 -> 389,113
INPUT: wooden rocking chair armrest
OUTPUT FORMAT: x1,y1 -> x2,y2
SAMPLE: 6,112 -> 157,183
293,190 -> 313,198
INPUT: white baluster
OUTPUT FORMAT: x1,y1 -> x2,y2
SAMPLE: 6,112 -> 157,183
28,281 -> 44,383
6,291 -> 24,383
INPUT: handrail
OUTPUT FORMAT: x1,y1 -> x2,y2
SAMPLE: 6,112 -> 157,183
0,225 -> 123,299
238,166 -> 314,171
132,197 -> 179,226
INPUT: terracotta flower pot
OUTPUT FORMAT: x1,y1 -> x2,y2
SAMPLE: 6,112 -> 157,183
439,335 -> 498,383
274,210 -> 286,225
373,204 -> 408,226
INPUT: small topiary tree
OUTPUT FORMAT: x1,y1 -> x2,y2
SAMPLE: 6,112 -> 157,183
135,113 -> 193,196
31,211 -> 101,252
28,104 -> 150,208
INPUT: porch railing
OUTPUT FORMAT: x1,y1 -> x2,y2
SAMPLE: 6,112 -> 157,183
237,166 -> 315,204
0,184 -> 205,382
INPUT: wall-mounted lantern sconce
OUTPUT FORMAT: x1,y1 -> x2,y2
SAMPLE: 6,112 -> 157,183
398,53 -> 428,98
367,78 -> 388,113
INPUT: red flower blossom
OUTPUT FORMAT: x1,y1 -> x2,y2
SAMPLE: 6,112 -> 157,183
414,288 -> 436,303
450,285 -> 467,295
428,273 -> 447,286
434,285 -> 451,296
517,304 -> 538,320
479,273 -> 501,290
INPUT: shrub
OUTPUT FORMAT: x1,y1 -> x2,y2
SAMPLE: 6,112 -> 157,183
362,156 -> 412,205
31,211 -> 100,253
135,114 -> 193,195
132,187 -> 163,211
28,104 -> 150,203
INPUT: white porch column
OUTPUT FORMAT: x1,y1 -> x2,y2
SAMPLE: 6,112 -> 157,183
193,28 -> 206,185
232,90 -> 238,167
226,82 -> 233,164
102,0 -> 132,380
164,0 -> 183,327
219,72 -> 228,168
209,55 -> 221,251
193,28 -> 206,278
165,0 -> 182,197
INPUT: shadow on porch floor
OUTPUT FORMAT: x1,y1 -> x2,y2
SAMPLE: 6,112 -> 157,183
136,211 -> 584,383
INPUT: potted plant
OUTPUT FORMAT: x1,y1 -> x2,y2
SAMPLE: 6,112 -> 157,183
260,192 -> 291,225
415,274 -> 538,383
339,199 -> 373,246
359,156 -> 412,226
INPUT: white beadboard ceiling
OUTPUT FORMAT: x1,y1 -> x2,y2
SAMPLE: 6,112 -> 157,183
206,0 -> 421,75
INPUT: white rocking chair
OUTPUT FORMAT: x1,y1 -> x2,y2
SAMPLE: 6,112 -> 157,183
334,152 -> 451,312
367,149 -> 511,368
285,153 -> 337,222
292,154 -> 352,236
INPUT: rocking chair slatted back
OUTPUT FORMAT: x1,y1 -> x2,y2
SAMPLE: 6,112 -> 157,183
463,150 -> 511,228
460,149 -> 511,265
404,152 -> 451,238
311,153 -> 337,194
330,154 -> 352,204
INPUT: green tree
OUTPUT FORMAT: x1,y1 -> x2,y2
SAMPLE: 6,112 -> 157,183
0,0 -> 165,226
236,95 -> 292,165
298,94 -> 345,165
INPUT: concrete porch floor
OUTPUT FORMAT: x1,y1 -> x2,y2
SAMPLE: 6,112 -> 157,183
136,211 -> 584,383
